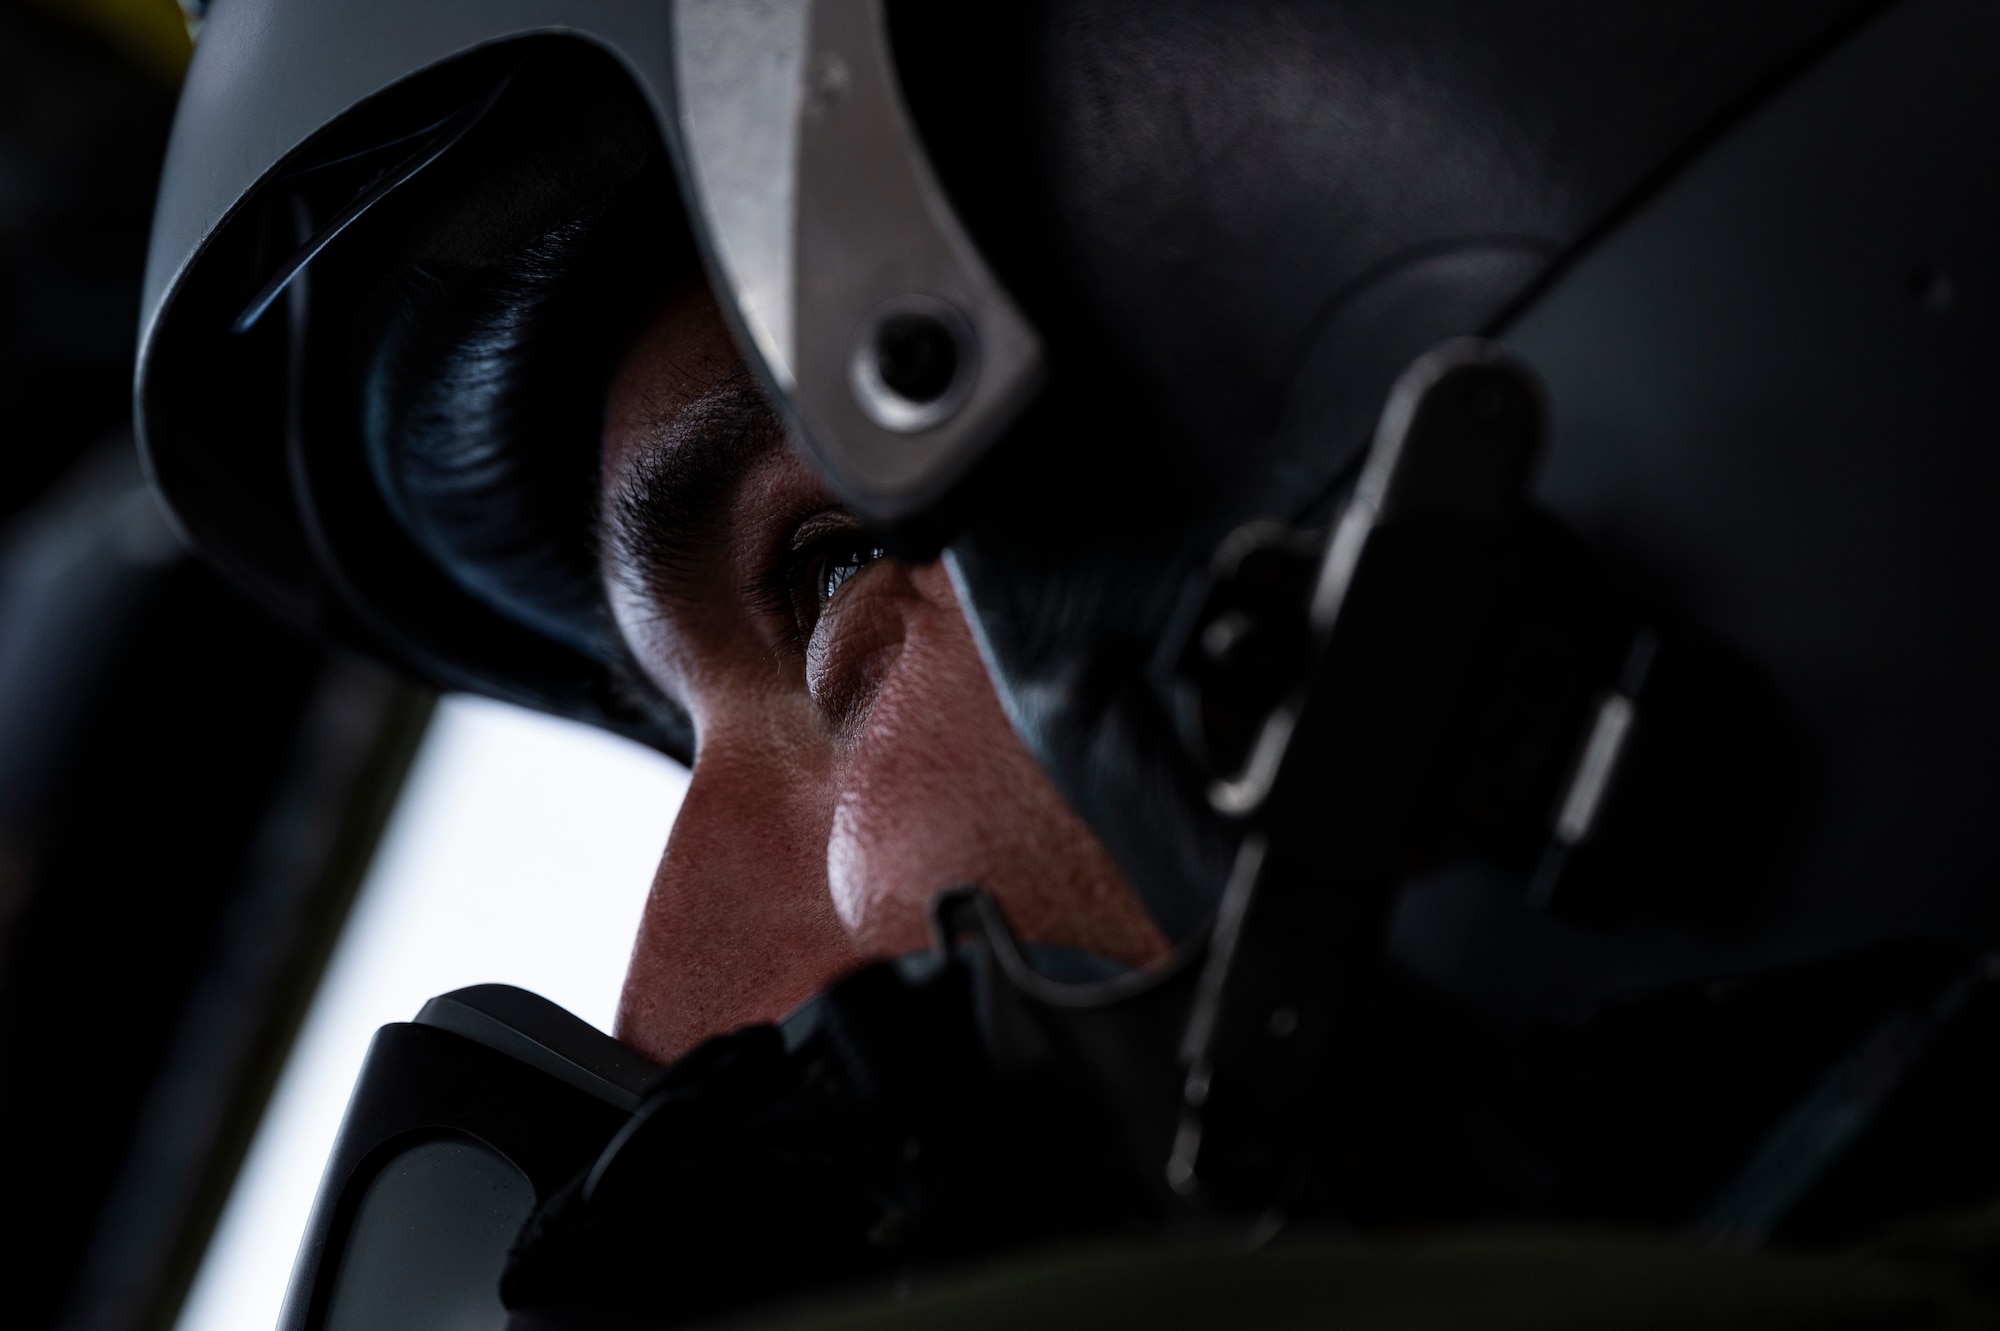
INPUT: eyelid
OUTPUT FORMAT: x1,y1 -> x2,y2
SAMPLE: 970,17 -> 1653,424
787,508 -> 869,554
803,519 -> 886,613
747,506 -> 882,660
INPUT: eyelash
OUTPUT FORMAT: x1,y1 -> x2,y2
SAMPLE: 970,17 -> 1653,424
754,515 -> 887,650
816,538 -> 884,609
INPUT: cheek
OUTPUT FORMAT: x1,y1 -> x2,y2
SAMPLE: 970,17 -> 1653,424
825,603 -> 1168,967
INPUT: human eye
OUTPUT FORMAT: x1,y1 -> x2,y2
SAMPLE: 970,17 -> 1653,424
812,531 -> 887,611
758,510 -> 887,648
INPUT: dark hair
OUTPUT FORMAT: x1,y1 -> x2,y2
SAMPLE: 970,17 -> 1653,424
355,49 -> 686,668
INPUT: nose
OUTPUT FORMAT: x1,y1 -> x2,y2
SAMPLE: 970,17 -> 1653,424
614,718 -> 861,1064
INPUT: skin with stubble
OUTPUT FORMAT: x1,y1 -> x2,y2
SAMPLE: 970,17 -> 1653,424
601,285 -> 1169,1065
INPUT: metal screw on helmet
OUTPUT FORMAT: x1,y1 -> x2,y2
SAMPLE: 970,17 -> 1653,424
849,296 -> 977,433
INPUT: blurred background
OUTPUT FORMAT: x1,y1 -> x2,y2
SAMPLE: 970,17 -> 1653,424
0,4 -> 687,1329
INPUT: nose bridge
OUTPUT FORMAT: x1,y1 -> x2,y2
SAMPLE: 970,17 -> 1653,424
616,702 -> 859,1062
668,718 -> 829,889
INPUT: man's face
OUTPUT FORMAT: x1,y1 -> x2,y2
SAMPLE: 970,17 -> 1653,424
599,284 -> 1167,1064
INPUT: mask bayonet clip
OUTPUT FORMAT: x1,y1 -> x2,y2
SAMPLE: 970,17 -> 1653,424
1165,337 -> 1776,1220
1166,340 -> 1549,1217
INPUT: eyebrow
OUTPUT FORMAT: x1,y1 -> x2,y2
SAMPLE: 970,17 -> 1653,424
604,368 -> 787,609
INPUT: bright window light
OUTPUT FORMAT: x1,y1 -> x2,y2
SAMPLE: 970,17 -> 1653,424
174,694 -> 687,1331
